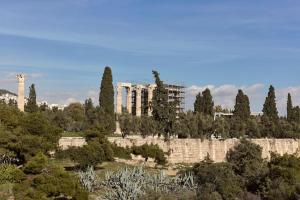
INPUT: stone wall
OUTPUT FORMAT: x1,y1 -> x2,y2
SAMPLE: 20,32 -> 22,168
108,137 -> 300,164
58,137 -> 300,164
59,137 -> 86,150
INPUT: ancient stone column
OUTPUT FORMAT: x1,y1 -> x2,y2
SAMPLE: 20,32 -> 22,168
116,82 -> 122,114
16,74 -> 25,112
126,86 -> 132,114
147,84 -> 156,116
136,85 -> 142,117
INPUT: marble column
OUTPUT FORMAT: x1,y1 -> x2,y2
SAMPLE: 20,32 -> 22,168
147,84 -> 156,116
136,85 -> 142,117
116,82 -> 122,114
126,86 -> 132,114
16,74 -> 25,112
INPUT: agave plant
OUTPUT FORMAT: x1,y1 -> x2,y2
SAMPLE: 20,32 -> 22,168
78,166 -> 96,192
98,166 -> 197,200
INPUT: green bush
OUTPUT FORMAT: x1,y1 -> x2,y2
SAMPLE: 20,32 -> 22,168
0,164 -> 25,184
111,143 -> 132,160
14,165 -> 88,200
132,144 -> 167,165
56,138 -> 114,169
24,152 -> 48,174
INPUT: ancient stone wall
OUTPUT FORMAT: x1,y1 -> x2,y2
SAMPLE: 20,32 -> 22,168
59,137 -> 86,150
58,137 -> 300,164
108,137 -> 300,164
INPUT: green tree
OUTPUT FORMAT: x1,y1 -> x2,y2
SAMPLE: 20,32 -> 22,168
99,66 -> 115,132
263,85 -> 279,121
151,70 -> 176,138
194,93 -> 203,113
24,152 -> 48,175
262,154 -> 300,200
227,139 -> 268,193
63,103 -> 85,131
192,161 -> 243,200
14,164 -> 88,200
26,84 -> 38,113
202,88 -> 214,116
292,106 -> 300,123
193,89 -> 214,116
83,98 -> 97,127
287,93 -> 293,122
0,103 -> 61,164
233,89 -> 251,120
139,116 -> 158,137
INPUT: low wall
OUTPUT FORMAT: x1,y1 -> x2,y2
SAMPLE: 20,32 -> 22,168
59,137 -> 86,150
108,137 -> 300,164
58,137 -> 300,164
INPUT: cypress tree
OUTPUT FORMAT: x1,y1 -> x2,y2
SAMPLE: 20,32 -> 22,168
194,92 -> 203,113
287,93 -> 293,122
99,66 -> 115,131
26,84 -> 38,113
262,85 -> 279,121
233,89 -> 251,120
152,70 -> 176,137
293,106 -> 300,123
202,88 -> 214,116
152,70 -> 169,124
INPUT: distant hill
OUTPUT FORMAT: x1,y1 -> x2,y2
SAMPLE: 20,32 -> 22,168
0,89 -> 17,96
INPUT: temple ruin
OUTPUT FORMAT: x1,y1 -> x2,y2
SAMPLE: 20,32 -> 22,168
116,82 -> 185,117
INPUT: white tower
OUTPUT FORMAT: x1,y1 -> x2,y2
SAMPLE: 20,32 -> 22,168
16,74 -> 25,112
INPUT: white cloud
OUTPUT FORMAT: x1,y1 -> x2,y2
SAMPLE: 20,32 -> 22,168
86,90 -> 98,104
186,84 -> 300,116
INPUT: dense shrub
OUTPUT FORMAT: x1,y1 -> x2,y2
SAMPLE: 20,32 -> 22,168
14,165 -> 88,200
0,164 -> 25,184
111,143 -> 132,160
131,144 -> 167,165
227,139 -> 268,193
261,154 -> 300,200
24,152 -> 48,174
192,161 -> 243,200
0,103 -> 61,164
56,138 -> 114,169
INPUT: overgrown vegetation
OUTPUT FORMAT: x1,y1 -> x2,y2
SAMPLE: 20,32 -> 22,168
3,67 -> 300,199
189,140 -> 300,200
98,166 -> 197,200
131,144 -> 167,165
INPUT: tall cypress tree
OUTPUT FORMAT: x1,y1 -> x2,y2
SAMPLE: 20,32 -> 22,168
99,66 -> 115,131
262,85 -> 279,121
152,70 -> 176,137
287,93 -> 293,122
194,92 -> 203,113
26,84 -> 38,113
152,71 -> 168,124
233,89 -> 251,120
202,88 -> 214,116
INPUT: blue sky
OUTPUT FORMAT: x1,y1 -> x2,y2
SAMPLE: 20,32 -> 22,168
1,0 -> 300,114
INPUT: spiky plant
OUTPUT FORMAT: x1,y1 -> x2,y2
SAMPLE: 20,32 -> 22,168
78,166 -> 96,192
98,166 -> 197,200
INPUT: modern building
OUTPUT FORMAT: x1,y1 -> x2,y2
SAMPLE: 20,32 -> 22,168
0,90 -> 17,104
214,112 -> 263,120
116,82 -> 185,117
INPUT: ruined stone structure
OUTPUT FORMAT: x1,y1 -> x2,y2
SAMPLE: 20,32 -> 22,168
59,136 -> 300,164
58,137 -> 87,150
16,74 -> 25,112
116,82 -> 185,117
